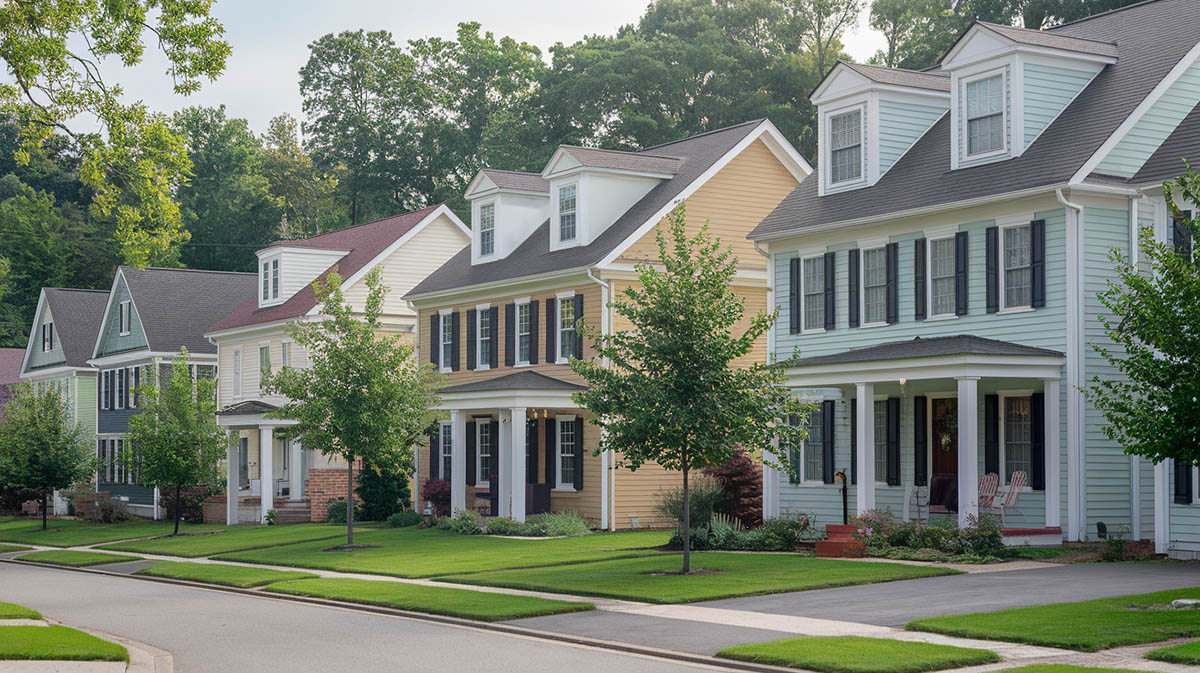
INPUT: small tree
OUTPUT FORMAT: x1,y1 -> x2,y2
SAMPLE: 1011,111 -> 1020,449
264,266 -> 440,546
0,383 -> 94,529
126,349 -> 225,535
1089,166 -> 1200,468
571,205 -> 811,573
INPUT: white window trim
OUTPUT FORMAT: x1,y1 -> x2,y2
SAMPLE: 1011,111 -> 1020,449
258,342 -> 272,392
555,414 -> 579,491
927,234 -> 958,319
281,340 -> 292,369
114,367 -> 125,410
439,420 -> 453,480
555,290 -> 577,365
997,217 -> 1034,312
961,68 -> 1008,161
823,102 -> 868,193
997,390 -> 1036,490
798,254 -> 827,335
41,323 -> 53,352
118,301 -> 131,336
258,252 -> 284,307
476,199 -> 497,260
232,347 -> 244,399
799,405 -> 825,485
514,298 -> 532,367
438,308 -> 453,374
860,245 -> 889,328
475,303 -> 492,371
475,420 -> 493,488
872,395 -> 890,486
555,182 -> 579,248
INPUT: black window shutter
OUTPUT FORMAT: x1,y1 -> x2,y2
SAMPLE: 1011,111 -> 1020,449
986,226 -> 999,313
886,397 -> 900,485
545,417 -> 556,485
1031,393 -> 1045,490
914,238 -> 927,321
109,370 -> 115,409
429,314 -> 439,366
885,242 -> 898,324
504,304 -> 515,367
984,394 -> 1000,475
1174,459 -> 1194,504
848,249 -> 860,328
955,231 -> 969,316
789,257 -> 801,334
545,298 -> 557,363
914,396 -> 927,486
488,307 -> 499,368
787,414 -> 799,484
429,429 -> 439,481
573,294 -> 584,358
574,417 -> 585,490
466,421 -> 476,486
1173,212 -> 1192,260
466,308 -> 477,371
489,421 -> 500,483
1031,220 -> 1046,308
823,252 -> 836,330
450,311 -> 461,371
526,418 -> 539,484
822,400 -> 835,484
529,300 -> 540,365
849,398 -> 857,484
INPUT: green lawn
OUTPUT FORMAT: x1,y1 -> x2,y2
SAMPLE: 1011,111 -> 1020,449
136,561 -> 319,587
99,523 -> 347,557
907,588 -> 1200,651
717,636 -> 999,673
0,518 -> 220,547
18,550 -> 142,567
263,577 -> 594,621
0,544 -> 31,553
0,625 -> 128,661
1145,640 -> 1200,664
437,552 -> 960,603
214,527 -> 671,578
0,602 -> 41,620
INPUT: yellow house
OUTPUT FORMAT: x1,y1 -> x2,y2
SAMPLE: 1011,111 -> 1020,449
406,120 -> 812,529
205,204 -> 470,524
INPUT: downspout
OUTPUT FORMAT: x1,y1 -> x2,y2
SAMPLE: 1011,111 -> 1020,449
586,268 -> 614,531
753,241 -> 780,520
1056,188 -> 1084,541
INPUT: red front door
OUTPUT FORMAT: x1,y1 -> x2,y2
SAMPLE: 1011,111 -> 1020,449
931,398 -> 958,478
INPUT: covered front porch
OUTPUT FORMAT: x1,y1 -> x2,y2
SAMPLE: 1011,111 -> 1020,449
768,336 -> 1066,544
217,400 -> 306,524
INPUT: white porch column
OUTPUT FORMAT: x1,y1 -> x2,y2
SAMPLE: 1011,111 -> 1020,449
1043,377 -> 1061,529
450,410 -> 467,514
511,408 -> 527,522
855,382 -> 875,514
762,439 -> 781,520
957,377 -> 980,528
1154,460 -> 1169,554
498,409 -> 513,518
259,426 -> 273,523
226,431 -> 239,525
288,438 -> 304,501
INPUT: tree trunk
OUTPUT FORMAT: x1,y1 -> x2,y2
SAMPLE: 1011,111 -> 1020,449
41,493 -> 48,530
173,484 -> 182,536
681,457 -> 690,574
346,457 -> 354,546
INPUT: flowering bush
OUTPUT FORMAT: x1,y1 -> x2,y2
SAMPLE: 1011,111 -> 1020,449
850,508 -> 1006,562
670,510 -> 817,551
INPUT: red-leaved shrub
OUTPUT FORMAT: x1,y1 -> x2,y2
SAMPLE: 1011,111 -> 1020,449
704,448 -> 762,528
421,479 -> 451,517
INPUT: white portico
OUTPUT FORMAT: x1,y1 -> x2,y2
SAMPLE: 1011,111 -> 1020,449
217,401 -> 304,524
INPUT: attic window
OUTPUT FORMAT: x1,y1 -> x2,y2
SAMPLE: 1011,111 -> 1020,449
558,185 -> 577,241
966,74 -> 1004,156
829,110 -> 863,184
261,259 -> 280,302
118,301 -> 131,336
479,203 -> 495,256
41,322 -> 54,352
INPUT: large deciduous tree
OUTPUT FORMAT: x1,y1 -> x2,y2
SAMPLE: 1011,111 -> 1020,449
571,206 -> 810,573
264,267 -> 440,546
260,114 -> 347,239
785,0 -> 866,81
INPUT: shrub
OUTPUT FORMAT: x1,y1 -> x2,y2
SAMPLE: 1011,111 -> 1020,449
161,487 -> 213,524
435,515 -> 452,530
485,517 -> 526,535
65,486 -> 130,523
957,514 -> 1004,556
1100,523 -> 1131,561
447,509 -> 483,535
669,510 -> 815,551
524,511 -> 591,537
386,510 -> 423,528
325,498 -> 363,525
851,510 -> 1006,561
420,479 -> 451,517
265,509 -> 278,526
356,460 -> 411,521
656,477 -> 725,534
703,448 -> 763,528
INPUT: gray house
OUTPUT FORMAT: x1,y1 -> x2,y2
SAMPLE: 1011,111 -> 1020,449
752,0 -> 1200,557
89,266 -> 256,518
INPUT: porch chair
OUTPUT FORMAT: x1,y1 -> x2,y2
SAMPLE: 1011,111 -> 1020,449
997,470 -> 1027,526
977,473 -> 999,510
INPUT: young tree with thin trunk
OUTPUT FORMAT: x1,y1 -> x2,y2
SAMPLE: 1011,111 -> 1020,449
127,349 -> 225,535
263,266 -> 440,546
0,382 -> 93,529
571,205 -> 810,574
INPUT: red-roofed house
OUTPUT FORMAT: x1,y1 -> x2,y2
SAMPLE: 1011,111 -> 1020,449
205,204 -> 470,524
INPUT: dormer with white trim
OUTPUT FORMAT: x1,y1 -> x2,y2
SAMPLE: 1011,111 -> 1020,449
255,244 -> 347,308
942,22 -> 1116,171
811,62 -> 951,197
465,169 -> 550,265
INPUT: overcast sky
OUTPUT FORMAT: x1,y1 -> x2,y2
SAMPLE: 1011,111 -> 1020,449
109,0 -> 887,135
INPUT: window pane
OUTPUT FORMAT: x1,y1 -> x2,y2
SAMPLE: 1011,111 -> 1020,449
968,114 -> 1004,155
441,316 -> 453,367
863,248 -> 887,324
930,237 -> 956,315
1004,397 -> 1032,482
559,419 -> 576,486
559,185 -> 576,241
803,257 -> 825,330
517,303 -> 530,363
440,425 -> 452,481
831,145 -> 861,184
271,260 -> 279,298
804,408 -> 823,481
1004,225 -> 1032,307
479,204 -> 495,256
479,424 -> 493,483
829,110 -> 862,184
874,400 -> 887,480
479,310 -> 491,363
559,298 -> 576,361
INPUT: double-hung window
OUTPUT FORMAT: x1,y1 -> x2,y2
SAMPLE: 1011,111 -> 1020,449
557,416 -> 576,489
1002,224 -> 1032,308
558,185 -> 577,241
41,323 -> 54,352
118,301 -> 131,335
259,345 -> 271,381
100,371 -> 111,410
873,400 -> 888,483
557,296 -> 576,362
271,259 -> 280,299
516,301 -> 532,365
479,203 -> 495,256
966,74 -> 1004,156
862,247 -> 887,324
802,257 -> 825,330
440,312 -> 454,371
829,109 -> 862,185
115,368 -> 125,410
929,237 -> 956,316
1003,396 -> 1032,484
440,421 -> 452,481
281,342 -> 291,369
477,308 -> 492,368
803,408 -> 824,483
477,422 -> 494,487
232,348 -> 244,398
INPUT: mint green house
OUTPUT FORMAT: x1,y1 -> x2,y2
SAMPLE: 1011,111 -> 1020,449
753,0 -> 1200,557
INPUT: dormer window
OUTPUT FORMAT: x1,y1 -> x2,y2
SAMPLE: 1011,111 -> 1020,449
966,73 -> 1005,157
479,203 -> 495,256
260,258 -> 281,303
830,109 -> 863,185
558,185 -> 577,241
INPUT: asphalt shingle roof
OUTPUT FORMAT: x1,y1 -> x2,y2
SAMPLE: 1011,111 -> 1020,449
35,288 -> 108,369
481,169 -> 549,193
782,335 -> 1064,367
121,267 -> 257,354
750,0 -> 1200,241
408,120 -> 765,297
977,21 -> 1119,58
440,370 -> 587,394
557,146 -> 684,175
0,348 -> 22,384
839,62 -> 950,92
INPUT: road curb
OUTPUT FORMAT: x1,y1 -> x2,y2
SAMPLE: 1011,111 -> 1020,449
4,557 -> 794,673
53,620 -> 173,673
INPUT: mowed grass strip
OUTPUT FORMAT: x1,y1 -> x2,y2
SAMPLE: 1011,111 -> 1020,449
1145,640 -> 1200,664
262,577 -> 593,621
437,552 -> 959,603
0,518 -> 221,547
0,602 -> 41,620
0,544 -> 31,553
99,523 -> 346,557
718,636 -> 1000,673
136,561 -> 318,587
907,588 -> 1200,651
18,550 -> 141,567
215,527 -> 671,578
0,626 -> 128,662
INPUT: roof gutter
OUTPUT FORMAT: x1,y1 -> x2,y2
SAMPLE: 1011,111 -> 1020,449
406,266 -> 590,307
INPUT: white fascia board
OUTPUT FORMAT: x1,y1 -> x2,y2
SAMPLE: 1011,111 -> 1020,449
436,389 -> 580,411
19,289 -> 48,375
546,165 -> 676,181
20,365 -> 90,380
217,414 -> 298,429
464,171 -> 497,200
540,147 -> 583,179
783,353 -> 1065,387
406,267 -> 589,308
88,350 -> 212,368
942,24 -> 1116,71
258,246 -> 348,259
205,319 -> 295,342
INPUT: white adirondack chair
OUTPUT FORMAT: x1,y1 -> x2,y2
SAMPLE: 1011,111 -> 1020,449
999,470 -> 1027,526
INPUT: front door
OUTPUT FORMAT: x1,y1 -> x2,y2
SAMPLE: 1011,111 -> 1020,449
930,398 -> 958,511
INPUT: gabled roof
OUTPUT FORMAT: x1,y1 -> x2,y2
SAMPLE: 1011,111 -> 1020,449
751,0 -> 1200,241
26,288 -> 108,371
480,169 -> 549,194
440,370 -> 586,394
115,267 -> 257,355
208,204 -> 457,334
838,62 -> 950,92
975,21 -> 1119,59
782,335 -> 1064,368
550,145 -> 685,176
409,120 -> 788,298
